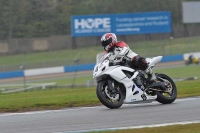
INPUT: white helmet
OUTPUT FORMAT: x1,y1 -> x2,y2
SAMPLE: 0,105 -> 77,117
101,33 -> 117,51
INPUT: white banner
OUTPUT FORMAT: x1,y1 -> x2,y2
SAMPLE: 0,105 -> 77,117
182,2 -> 200,23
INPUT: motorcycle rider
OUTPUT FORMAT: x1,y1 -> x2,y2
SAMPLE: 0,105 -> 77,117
101,33 -> 156,81
188,54 -> 194,64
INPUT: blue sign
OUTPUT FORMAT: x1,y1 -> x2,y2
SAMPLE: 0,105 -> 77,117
71,11 -> 171,37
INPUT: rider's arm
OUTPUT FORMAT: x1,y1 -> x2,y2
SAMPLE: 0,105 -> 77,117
118,46 -> 138,61
115,41 -> 138,59
118,46 -> 129,57
112,46 -> 136,64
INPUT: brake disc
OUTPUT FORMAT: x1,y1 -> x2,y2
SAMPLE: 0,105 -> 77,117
105,87 -> 119,100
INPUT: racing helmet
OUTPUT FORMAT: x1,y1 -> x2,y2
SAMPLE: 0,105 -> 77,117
101,33 -> 117,51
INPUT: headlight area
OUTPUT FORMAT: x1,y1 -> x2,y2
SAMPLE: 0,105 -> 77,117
95,66 -> 98,72
101,66 -> 106,71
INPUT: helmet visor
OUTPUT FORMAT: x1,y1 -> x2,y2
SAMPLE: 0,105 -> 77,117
101,37 -> 112,48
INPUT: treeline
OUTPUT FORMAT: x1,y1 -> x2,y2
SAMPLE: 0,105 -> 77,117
0,0 -> 197,40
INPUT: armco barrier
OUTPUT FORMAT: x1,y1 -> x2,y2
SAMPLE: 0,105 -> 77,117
0,70 -> 24,79
0,53 -> 197,79
161,54 -> 184,62
64,63 -> 95,72
24,66 -> 64,76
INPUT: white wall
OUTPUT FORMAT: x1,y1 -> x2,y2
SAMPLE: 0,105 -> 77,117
183,52 -> 200,59
24,66 -> 64,76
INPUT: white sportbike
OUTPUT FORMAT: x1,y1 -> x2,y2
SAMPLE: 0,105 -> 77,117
93,53 -> 177,109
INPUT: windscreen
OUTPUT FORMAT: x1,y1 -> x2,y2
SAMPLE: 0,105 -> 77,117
96,53 -> 104,64
96,52 -> 110,64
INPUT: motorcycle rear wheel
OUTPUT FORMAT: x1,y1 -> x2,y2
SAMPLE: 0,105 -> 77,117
96,80 -> 124,109
155,73 -> 177,104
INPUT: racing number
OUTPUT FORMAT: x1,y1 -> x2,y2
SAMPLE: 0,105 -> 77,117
141,94 -> 147,101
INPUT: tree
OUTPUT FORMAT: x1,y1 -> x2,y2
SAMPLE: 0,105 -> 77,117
0,0 -> 194,39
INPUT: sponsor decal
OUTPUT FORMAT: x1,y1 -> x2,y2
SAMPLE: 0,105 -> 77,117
133,90 -> 139,95
127,85 -> 132,88
141,94 -> 147,100
132,84 -> 135,92
131,99 -> 137,102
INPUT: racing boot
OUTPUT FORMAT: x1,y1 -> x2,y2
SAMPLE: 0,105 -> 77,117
145,67 -> 156,83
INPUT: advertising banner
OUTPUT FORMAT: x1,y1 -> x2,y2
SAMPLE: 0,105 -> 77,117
71,11 -> 171,37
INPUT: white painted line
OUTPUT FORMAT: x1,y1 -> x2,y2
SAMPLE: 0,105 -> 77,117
65,120 -> 200,133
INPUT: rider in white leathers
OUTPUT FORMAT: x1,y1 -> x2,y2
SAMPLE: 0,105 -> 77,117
101,33 -> 156,81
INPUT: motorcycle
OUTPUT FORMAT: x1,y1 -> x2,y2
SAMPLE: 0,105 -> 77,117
93,53 -> 177,109
184,57 -> 199,65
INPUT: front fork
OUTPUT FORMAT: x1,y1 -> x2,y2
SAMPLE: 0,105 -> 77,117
107,80 -> 118,93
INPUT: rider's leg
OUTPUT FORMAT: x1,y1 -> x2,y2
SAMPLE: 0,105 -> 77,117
132,55 -> 148,70
145,67 -> 156,81
131,55 -> 157,82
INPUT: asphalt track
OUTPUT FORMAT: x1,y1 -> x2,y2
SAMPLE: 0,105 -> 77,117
0,97 -> 200,133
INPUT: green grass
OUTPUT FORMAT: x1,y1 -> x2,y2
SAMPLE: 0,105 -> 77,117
0,79 -> 200,113
1,36 -> 200,71
0,88 -> 99,112
93,123 -> 200,133
36,75 -> 93,85
177,80 -> 200,97
154,65 -> 200,79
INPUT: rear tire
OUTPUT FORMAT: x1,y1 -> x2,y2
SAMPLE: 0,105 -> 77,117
155,73 -> 177,104
96,80 -> 124,109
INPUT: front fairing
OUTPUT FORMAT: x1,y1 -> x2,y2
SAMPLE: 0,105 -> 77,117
93,59 -> 111,78
93,53 -> 112,78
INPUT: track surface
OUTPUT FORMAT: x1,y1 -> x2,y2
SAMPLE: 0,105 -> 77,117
0,97 -> 200,133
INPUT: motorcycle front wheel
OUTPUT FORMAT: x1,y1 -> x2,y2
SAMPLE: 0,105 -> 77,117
96,80 -> 124,109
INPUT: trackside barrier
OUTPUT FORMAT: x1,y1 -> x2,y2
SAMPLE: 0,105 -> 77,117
0,53 -> 198,79
0,70 -> 24,79
1,82 -> 57,94
161,54 -> 183,62
64,63 -> 95,72
183,52 -> 200,59
24,66 -> 64,76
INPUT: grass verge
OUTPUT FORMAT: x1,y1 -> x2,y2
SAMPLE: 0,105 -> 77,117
0,78 -> 200,113
0,87 -> 100,113
92,123 -> 200,133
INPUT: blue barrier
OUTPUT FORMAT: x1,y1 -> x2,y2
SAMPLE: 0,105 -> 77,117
0,70 -> 24,79
161,54 -> 184,62
64,63 -> 95,72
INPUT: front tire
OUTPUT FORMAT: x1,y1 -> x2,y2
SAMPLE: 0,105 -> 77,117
155,73 -> 177,104
96,80 -> 124,109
